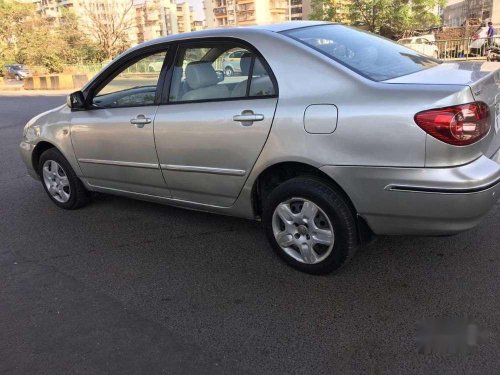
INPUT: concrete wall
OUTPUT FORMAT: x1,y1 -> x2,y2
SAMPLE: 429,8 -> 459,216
23,74 -> 89,90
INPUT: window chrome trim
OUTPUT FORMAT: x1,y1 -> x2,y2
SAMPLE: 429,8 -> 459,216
161,164 -> 246,176
78,158 -> 160,169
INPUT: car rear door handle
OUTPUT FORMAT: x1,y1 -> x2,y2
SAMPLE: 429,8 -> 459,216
233,111 -> 264,126
130,114 -> 151,128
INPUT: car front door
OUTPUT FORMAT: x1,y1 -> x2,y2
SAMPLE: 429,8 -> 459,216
70,48 -> 171,197
154,41 -> 278,207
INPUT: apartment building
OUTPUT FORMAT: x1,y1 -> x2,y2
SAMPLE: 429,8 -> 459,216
204,0 -> 312,28
134,0 -> 179,41
192,20 -> 205,30
18,0 -> 195,42
443,0 -> 499,26
177,1 -> 205,32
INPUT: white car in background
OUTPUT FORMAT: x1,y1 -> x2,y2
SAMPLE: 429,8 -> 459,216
397,35 -> 439,58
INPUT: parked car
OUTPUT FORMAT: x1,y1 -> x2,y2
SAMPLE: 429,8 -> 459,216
20,22 -> 500,274
397,35 -> 439,58
4,64 -> 32,80
222,49 -> 247,76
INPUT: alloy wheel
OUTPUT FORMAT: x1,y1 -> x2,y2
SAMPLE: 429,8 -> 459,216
42,160 -> 71,203
272,197 -> 335,264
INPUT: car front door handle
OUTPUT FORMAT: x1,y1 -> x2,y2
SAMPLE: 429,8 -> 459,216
130,115 -> 152,128
233,111 -> 264,126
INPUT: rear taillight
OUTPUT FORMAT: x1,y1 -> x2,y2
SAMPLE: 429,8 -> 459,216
414,102 -> 490,146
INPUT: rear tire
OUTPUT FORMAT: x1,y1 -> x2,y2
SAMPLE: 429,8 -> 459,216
262,177 -> 358,275
38,148 -> 90,209
224,66 -> 234,77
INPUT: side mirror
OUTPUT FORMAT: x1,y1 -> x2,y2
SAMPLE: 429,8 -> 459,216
215,70 -> 224,82
67,91 -> 85,110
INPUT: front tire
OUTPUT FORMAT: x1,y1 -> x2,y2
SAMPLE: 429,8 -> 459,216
224,66 -> 234,77
262,177 -> 358,275
15,74 -> 21,81
38,148 -> 90,209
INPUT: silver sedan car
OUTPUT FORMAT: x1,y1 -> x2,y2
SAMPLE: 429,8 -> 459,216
20,22 -> 500,274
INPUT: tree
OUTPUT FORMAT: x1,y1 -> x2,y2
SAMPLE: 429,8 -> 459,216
348,0 -> 392,33
0,1 -> 108,73
0,0 -> 33,68
59,9 -> 104,64
309,0 -> 348,22
309,0 -> 445,39
80,0 -> 135,60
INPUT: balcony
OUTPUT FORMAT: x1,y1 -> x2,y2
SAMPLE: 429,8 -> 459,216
271,14 -> 288,22
237,12 -> 255,21
270,1 -> 288,9
214,6 -> 227,16
145,10 -> 159,21
238,3 -> 255,11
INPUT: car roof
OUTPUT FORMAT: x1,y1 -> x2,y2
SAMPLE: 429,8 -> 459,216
141,21 -> 330,46
84,21 -> 332,90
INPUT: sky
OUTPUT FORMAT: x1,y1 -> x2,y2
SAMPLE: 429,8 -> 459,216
188,0 -> 205,21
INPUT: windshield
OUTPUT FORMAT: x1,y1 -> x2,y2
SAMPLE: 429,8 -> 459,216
282,25 -> 439,81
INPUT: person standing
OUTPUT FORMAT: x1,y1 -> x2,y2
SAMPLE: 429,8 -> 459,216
487,22 -> 496,46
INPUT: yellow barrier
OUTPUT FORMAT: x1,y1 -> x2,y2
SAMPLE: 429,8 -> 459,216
24,74 -> 89,90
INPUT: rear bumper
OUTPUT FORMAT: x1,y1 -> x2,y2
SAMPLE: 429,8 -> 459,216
320,154 -> 500,235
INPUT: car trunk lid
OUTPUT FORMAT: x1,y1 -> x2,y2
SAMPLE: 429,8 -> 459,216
385,61 -> 500,160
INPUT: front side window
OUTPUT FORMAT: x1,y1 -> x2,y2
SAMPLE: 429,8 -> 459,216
92,50 -> 167,108
283,25 -> 439,81
168,42 -> 275,103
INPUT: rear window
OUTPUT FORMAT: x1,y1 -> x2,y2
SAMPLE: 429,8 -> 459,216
282,25 -> 439,81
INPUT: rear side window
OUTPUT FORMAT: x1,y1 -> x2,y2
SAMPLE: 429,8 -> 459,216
168,42 -> 276,103
283,25 -> 439,81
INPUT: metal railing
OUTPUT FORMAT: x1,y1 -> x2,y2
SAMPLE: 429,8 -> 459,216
403,36 -> 500,61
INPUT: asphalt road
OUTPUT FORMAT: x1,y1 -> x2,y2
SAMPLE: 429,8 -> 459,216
1,94 -> 499,375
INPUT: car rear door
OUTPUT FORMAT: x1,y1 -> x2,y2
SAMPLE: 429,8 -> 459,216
70,48 -> 171,197
154,40 -> 278,207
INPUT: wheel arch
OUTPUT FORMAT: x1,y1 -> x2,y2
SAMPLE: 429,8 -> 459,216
31,141 -> 59,175
251,161 -> 374,243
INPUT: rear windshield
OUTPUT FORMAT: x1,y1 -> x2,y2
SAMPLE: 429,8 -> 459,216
282,25 -> 439,81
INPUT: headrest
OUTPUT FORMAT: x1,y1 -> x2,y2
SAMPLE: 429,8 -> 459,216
240,52 -> 253,76
253,58 -> 267,76
185,62 -> 218,89
239,53 -> 268,77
